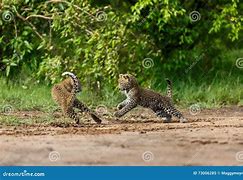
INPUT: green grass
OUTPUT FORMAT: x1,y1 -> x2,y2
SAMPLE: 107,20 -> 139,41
0,78 -> 121,113
0,79 -> 55,112
0,49 -> 242,115
173,76 -> 242,108
0,74 -> 241,114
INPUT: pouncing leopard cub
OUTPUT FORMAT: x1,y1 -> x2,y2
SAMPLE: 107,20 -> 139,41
114,74 -> 187,123
51,72 -> 102,124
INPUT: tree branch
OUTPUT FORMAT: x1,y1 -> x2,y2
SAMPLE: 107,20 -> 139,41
13,8 -> 45,41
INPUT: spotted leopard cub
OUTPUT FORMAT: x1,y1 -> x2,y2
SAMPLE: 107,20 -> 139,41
114,74 -> 187,123
51,72 -> 102,124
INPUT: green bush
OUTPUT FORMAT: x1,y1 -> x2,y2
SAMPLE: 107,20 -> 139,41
0,0 -> 242,107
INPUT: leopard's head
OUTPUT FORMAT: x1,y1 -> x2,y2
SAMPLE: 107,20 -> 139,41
118,74 -> 138,91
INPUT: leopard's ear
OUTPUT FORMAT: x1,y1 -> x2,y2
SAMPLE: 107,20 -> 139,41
130,73 -> 136,78
119,74 -> 123,78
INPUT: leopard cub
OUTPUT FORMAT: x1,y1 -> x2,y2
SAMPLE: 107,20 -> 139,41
51,72 -> 102,124
114,74 -> 187,123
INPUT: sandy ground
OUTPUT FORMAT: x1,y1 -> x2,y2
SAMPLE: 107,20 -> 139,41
0,106 -> 243,166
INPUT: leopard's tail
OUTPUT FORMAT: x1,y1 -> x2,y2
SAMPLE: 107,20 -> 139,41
165,78 -> 172,98
62,72 -> 80,95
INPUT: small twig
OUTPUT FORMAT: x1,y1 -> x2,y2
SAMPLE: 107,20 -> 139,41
26,14 -> 53,20
85,29 -> 93,35
13,17 -> 18,38
49,20 -> 52,45
20,7 -> 32,11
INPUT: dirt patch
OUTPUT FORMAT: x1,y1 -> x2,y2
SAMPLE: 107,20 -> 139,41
0,106 -> 243,165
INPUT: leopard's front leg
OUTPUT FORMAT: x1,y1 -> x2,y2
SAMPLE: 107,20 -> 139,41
117,99 -> 128,110
114,98 -> 137,117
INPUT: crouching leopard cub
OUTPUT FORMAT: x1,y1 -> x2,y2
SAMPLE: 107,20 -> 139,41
51,72 -> 102,124
114,74 -> 187,123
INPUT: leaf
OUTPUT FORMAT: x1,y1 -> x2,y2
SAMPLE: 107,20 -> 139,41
24,40 -> 33,50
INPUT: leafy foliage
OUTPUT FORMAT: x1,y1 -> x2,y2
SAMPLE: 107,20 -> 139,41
0,0 -> 242,90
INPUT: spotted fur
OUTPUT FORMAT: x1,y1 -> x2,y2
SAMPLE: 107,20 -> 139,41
51,72 -> 102,124
115,74 -> 187,123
